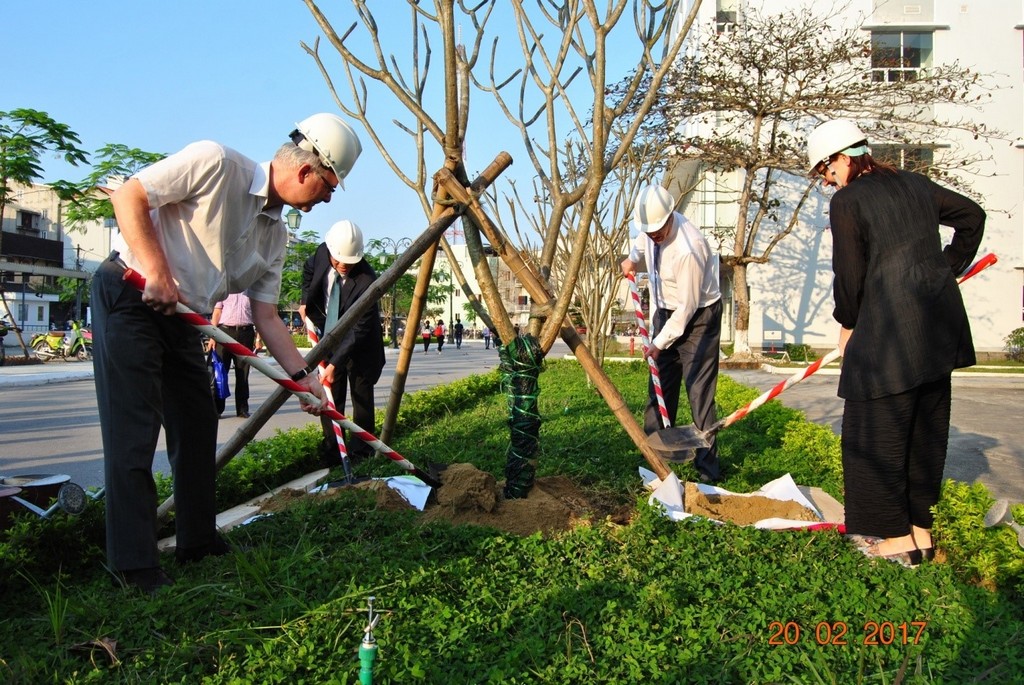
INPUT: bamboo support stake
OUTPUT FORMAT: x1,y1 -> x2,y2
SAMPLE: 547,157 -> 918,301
436,171 -> 671,480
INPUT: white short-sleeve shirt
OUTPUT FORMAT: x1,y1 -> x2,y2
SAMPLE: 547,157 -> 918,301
113,140 -> 287,313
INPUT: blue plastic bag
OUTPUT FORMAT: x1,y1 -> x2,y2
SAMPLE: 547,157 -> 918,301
210,349 -> 231,400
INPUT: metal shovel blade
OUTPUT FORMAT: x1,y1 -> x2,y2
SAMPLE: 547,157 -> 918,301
647,426 -> 708,462
983,499 -> 1024,549
984,499 -> 1012,528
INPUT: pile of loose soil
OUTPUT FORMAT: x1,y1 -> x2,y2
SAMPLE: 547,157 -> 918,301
256,462 -> 630,537
683,481 -> 819,526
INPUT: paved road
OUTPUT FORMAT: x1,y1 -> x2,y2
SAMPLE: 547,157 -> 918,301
2,346 -> 1021,503
0,339 -> 507,490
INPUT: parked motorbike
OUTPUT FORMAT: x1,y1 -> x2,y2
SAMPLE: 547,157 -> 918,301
30,320 -> 92,362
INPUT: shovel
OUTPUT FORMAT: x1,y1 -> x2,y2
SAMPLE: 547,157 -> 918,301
649,252 -> 998,460
120,268 -> 443,489
624,272 -> 672,430
983,499 -> 1024,549
648,348 -> 842,458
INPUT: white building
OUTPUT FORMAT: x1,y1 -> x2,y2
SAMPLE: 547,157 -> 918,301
673,0 -> 1022,356
435,238 -> 530,335
1,181 -> 108,340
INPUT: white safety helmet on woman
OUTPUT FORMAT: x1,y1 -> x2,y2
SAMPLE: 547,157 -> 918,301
633,185 -> 676,233
325,220 -> 365,264
806,119 -> 870,173
291,113 -> 362,189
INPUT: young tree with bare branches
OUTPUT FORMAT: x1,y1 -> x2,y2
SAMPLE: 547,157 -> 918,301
300,0 -> 703,493
612,3 -> 999,356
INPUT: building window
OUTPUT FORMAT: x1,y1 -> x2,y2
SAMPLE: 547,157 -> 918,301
872,144 -> 934,173
871,31 -> 932,82
16,210 -> 42,234
716,0 -> 738,33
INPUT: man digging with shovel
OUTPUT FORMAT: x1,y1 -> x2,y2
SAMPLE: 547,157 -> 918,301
621,185 -> 724,484
93,113 -> 361,594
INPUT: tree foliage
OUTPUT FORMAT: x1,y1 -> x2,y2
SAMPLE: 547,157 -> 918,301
0,109 -> 89,255
279,230 -> 321,309
61,144 -> 166,231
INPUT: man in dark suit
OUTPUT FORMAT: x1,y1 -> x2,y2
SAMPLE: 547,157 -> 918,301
301,220 -> 385,465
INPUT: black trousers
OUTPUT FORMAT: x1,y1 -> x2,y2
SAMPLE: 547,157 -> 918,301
216,324 -> 254,414
92,258 -> 219,571
841,377 -> 952,538
319,360 -> 382,462
644,300 -> 723,480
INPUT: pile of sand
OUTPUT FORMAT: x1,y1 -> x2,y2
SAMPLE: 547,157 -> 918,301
683,481 -> 819,526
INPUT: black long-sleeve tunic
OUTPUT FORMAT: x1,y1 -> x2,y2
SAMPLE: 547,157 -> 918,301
829,170 -> 985,401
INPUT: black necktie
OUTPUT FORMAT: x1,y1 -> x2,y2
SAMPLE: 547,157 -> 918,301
652,242 -> 663,307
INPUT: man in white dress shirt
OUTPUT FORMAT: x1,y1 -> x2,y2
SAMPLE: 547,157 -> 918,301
620,185 -> 723,483
94,113 -> 361,593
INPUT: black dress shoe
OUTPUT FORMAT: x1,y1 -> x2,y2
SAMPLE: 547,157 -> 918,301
236,410 -> 251,418
175,534 -> 233,564
113,566 -> 175,595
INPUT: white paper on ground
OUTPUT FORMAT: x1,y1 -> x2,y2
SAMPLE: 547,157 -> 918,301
639,468 -> 823,529
385,475 -> 432,511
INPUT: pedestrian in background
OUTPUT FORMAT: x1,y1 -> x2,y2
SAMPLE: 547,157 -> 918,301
422,322 -> 432,353
807,119 -> 985,567
435,319 -> 446,354
482,325 -> 491,349
93,112 -> 359,594
454,316 -> 464,349
620,184 -> 723,484
208,293 -> 256,418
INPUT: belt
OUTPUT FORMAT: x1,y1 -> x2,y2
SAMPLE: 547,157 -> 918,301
220,324 -> 254,331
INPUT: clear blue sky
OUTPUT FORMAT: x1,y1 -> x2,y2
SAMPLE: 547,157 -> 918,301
1,1 -> 512,243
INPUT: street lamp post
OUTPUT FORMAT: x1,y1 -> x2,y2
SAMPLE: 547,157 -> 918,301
283,209 -> 303,327
377,237 -> 411,348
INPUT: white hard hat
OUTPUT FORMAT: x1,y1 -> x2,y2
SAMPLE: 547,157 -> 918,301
633,185 -> 675,233
291,113 -> 362,189
324,220 -> 364,264
806,119 -> 869,173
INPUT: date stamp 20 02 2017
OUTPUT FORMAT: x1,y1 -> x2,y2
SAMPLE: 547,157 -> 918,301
768,621 -> 928,647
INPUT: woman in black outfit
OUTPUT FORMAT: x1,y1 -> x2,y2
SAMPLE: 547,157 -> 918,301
807,119 -> 985,567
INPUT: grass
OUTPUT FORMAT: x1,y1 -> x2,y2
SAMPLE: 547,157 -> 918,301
1,359 -> 1022,683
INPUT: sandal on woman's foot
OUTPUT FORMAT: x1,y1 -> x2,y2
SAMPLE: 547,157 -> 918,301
862,544 -> 923,568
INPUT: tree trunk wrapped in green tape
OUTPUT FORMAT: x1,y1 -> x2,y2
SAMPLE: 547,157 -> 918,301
500,334 -> 543,499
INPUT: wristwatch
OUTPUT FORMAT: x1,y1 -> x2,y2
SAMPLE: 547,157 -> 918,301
290,366 -> 314,382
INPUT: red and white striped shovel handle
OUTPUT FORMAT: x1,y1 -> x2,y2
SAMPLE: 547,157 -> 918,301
121,269 -> 439,487
625,272 -> 671,429
304,317 -> 353,478
716,251 -> 997,433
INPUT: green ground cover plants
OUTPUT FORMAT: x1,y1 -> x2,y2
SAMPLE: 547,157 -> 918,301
1,360 -> 1021,683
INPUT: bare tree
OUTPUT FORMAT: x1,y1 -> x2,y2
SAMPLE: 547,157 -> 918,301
510,136 -> 668,365
614,3 -> 1001,356
300,0 -> 704,493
